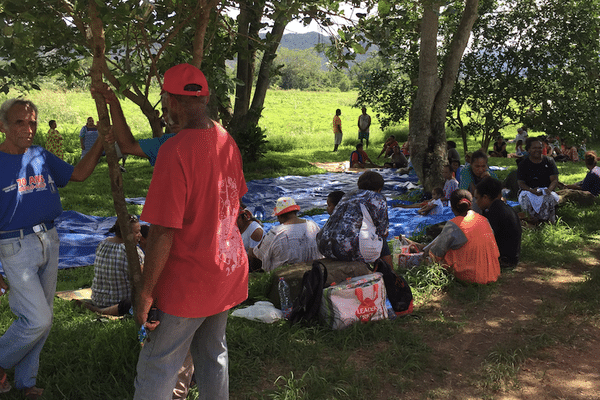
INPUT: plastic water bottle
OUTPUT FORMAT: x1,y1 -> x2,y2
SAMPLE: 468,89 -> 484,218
278,277 -> 292,319
253,206 -> 265,221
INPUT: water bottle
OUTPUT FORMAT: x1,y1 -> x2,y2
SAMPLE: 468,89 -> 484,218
253,206 -> 265,221
278,277 -> 292,319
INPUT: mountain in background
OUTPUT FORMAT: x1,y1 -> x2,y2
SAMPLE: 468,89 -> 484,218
278,32 -> 376,65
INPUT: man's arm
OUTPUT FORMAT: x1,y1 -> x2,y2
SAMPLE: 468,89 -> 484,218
135,224 -> 175,329
92,84 -> 147,158
548,174 -> 559,192
70,135 -> 105,182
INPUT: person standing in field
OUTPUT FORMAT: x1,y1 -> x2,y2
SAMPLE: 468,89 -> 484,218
133,63 -> 248,400
357,106 -> 371,148
45,119 -> 64,160
0,98 -> 104,399
333,108 -> 343,152
79,116 -> 98,158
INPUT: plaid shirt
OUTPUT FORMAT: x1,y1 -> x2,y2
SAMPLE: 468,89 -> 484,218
91,240 -> 144,308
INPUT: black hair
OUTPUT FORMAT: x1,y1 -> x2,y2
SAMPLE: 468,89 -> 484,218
357,171 -> 384,191
49,120 -> 56,128
450,189 -> 472,215
335,109 -> 341,115
108,214 -> 139,238
447,140 -> 457,149
432,187 -> 444,197
327,190 -> 345,207
525,136 -> 543,151
239,201 -> 261,224
470,150 -> 488,163
140,224 -> 150,238
356,143 -> 363,150
475,176 -> 503,200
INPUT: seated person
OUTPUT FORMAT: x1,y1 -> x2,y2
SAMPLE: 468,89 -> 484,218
417,190 -> 501,284
517,137 -> 559,223
459,151 -> 499,210
377,135 -> 398,158
317,171 -> 392,264
251,197 -> 322,272
489,136 -> 507,158
564,151 -> 600,196
564,142 -> 579,162
451,159 -> 462,185
447,141 -> 461,164
237,201 -> 265,272
475,177 -> 522,270
87,215 -> 145,316
350,143 -> 378,168
442,164 -> 459,201
394,188 -> 444,216
326,190 -> 345,215
383,145 -> 408,169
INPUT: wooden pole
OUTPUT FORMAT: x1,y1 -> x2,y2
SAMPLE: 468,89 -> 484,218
88,0 -> 143,316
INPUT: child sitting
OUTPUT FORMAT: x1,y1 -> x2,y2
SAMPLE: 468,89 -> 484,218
442,164 -> 459,202
326,190 -> 345,215
394,187 -> 444,216
475,177 -> 522,270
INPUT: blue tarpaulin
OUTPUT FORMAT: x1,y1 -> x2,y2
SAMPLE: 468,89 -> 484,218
0,167 -> 510,271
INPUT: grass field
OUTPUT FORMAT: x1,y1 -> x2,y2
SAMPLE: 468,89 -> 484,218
0,88 -> 599,399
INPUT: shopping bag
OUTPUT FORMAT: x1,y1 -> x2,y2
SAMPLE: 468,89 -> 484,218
320,273 -> 388,330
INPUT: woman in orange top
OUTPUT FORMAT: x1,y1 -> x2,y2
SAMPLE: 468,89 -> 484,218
423,189 -> 500,284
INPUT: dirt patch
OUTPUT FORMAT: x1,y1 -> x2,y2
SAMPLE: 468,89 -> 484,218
400,260 -> 599,400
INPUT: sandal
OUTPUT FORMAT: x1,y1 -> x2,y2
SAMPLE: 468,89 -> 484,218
23,386 -> 43,399
0,368 -> 11,393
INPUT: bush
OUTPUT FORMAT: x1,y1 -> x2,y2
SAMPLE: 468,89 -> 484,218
232,123 -> 269,164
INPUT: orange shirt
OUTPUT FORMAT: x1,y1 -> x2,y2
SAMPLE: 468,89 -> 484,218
333,115 -> 342,134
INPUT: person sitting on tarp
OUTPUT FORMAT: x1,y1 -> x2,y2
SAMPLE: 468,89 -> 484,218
251,197 -> 322,272
407,189 -> 501,284
383,145 -> 408,169
317,171 -> 393,265
350,143 -> 378,168
86,215 -> 145,316
237,201 -> 265,272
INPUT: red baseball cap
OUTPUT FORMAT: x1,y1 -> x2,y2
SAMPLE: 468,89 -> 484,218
162,63 -> 209,97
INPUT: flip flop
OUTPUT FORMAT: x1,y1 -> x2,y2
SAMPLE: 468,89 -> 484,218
0,368 -> 11,393
23,386 -> 43,399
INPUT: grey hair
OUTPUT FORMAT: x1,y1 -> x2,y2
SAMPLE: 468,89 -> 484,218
0,98 -> 38,126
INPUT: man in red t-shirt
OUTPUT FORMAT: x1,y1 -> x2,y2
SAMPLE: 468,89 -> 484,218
133,63 -> 249,400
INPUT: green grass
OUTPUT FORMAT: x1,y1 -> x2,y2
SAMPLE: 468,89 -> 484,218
2,87 -> 600,398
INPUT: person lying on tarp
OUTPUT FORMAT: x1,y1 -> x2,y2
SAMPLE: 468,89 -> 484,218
408,189 -> 501,284
317,171 -> 393,265
251,197 -> 322,272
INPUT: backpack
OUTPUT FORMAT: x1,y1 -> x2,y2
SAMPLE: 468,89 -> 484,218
371,258 -> 414,316
289,261 -> 328,325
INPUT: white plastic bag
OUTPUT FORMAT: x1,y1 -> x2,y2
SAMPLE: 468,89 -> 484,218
231,301 -> 284,323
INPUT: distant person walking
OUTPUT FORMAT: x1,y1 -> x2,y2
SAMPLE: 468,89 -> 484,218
46,119 -> 64,160
79,116 -> 98,159
333,109 -> 343,152
357,106 -> 371,148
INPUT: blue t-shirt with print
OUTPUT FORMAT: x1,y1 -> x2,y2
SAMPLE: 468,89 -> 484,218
138,133 -> 176,166
0,146 -> 74,231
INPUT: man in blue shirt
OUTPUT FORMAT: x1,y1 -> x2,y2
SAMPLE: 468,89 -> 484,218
0,98 -> 104,397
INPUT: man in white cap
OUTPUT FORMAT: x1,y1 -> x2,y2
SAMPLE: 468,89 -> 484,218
251,196 -> 323,272
133,64 -> 248,400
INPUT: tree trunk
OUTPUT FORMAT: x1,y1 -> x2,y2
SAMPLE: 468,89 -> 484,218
88,0 -> 142,313
409,0 -> 480,192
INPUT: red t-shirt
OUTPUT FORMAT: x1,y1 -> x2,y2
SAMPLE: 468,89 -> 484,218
141,122 -> 249,318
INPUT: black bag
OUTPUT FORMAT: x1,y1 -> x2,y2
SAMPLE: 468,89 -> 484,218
289,261 -> 328,324
371,258 -> 413,316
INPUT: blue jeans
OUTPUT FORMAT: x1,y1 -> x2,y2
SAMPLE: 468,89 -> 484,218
0,228 -> 59,389
134,310 -> 229,400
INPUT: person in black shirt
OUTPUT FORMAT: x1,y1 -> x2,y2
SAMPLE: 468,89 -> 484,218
475,177 -> 522,270
516,137 -> 559,223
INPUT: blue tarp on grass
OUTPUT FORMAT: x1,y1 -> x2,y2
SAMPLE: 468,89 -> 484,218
0,167 -> 509,271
